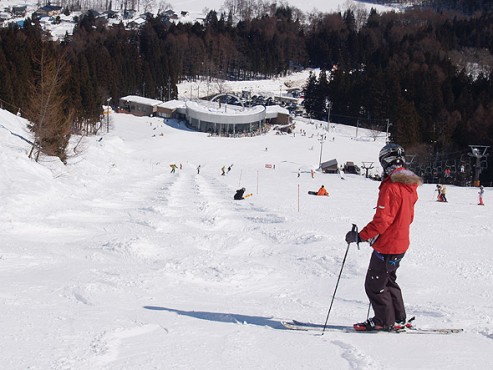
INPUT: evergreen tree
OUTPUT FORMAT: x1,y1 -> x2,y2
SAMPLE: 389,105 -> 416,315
0,49 -> 14,111
317,69 -> 331,121
394,97 -> 421,146
303,71 -> 318,119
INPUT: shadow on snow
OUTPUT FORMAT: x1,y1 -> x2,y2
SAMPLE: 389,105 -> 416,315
143,305 -> 286,330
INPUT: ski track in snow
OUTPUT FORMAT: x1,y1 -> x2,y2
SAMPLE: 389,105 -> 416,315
332,340 -> 383,369
42,163 -> 329,368
145,170 -> 314,289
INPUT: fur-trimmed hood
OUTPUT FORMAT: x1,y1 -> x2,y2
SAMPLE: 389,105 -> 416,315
389,167 -> 423,186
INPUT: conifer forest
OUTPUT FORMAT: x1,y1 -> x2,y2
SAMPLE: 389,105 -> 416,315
1,1 -> 492,182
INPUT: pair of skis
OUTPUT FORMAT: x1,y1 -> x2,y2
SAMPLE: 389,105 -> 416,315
281,319 -> 463,335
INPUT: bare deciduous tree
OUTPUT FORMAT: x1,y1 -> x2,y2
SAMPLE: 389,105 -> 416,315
27,49 -> 74,164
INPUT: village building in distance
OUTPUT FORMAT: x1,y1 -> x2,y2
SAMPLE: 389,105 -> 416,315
118,95 -> 291,137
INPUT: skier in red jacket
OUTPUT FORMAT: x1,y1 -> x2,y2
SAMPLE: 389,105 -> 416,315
345,143 -> 423,331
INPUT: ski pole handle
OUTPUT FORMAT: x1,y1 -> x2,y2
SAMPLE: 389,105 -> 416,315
352,223 -> 360,250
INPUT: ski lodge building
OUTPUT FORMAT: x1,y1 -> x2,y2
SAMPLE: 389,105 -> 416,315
118,95 -> 290,136
118,96 -> 162,116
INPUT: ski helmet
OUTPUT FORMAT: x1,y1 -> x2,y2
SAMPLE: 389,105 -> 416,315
379,143 -> 405,171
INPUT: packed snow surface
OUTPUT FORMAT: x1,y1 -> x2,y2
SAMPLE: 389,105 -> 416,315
1,75 -> 493,369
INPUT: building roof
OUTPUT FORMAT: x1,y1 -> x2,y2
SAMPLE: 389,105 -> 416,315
40,5 -> 63,11
158,100 -> 186,110
266,105 -> 289,114
120,95 -> 162,106
321,159 -> 338,168
265,105 -> 289,119
186,100 -> 265,116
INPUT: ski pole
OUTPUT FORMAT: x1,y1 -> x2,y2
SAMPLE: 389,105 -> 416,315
322,224 -> 358,334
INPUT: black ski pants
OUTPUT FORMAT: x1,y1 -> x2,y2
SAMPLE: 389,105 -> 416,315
365,250 -> 406,328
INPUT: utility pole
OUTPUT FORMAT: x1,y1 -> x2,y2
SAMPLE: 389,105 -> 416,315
386,119 -> 392,143
319,136 -> 325,168
326,99 -> 332,124
167,76 -> 171,101
106,97 -> 112,133
468,145 -> 490,187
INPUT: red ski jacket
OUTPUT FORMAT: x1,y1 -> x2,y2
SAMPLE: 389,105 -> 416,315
359,167 -> 422,255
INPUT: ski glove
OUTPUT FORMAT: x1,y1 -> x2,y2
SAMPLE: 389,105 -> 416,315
345,230 -> 362,244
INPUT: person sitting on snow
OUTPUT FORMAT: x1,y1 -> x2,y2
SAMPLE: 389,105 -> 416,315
234,187 -> 246,200
317,185 -> 329,196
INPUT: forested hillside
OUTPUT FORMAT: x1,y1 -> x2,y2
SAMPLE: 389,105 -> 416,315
367,0 -> 493,14
0,3 -> 492,181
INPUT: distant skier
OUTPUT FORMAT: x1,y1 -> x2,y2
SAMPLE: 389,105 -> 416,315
345,143 -> 423,331
197,165 -> 201,174
227,164 -> 233,173
234,187 -> 246,200
221,166 -> 226,176
440,185 -> 448,202
478,185 -> 485,205
297,168 -> 301,178
170,164 -> 178,173
339,166 -> 345,180
436,184 -> 447,202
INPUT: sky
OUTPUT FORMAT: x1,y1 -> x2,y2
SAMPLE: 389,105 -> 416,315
1,72 -> 492,369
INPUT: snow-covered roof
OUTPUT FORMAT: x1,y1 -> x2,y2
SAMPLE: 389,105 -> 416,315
120,95 -> 162,106
129,17 -> 146,25
265,105 -> 289,115
186,100 -> 266,125
265,105 -> 289,119
186,101 -> 265,116
158,100 -> 186,110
